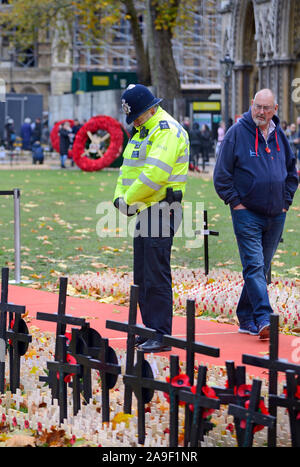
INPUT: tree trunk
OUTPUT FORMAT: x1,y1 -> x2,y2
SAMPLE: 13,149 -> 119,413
146,0 -> 182,117
122,0 -> 151,85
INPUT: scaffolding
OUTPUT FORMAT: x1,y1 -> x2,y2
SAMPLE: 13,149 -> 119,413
72,0 -> 222,88
0,0 -> 222,88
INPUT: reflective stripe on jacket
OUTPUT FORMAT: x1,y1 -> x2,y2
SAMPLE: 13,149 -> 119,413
114,107 -> 189,208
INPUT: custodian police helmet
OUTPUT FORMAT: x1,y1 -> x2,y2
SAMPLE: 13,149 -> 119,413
121,84 -> 163,125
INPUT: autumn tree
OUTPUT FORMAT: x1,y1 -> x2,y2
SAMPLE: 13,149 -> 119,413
0,0 -> 197,113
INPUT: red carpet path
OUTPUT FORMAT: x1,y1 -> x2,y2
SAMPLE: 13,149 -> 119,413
8,284 -> 298,381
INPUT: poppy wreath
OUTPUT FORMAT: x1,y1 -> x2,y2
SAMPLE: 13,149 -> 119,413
50,119 -> 74,159
72,115 -> 124,172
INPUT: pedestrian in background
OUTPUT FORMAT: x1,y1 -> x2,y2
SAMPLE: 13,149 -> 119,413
5,118 -> 15,150
215,120 -> 225,157
59,121 -> 72,168
213,88 -> 298,340
189,121 -> 201,172
20,117 -> 32,150
200,124 -> 212,171
31,140 -> 44,164
31,117 -> 42,144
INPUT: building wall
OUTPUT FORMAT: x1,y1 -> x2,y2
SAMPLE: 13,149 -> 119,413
220,0 -> 300,124
48,89 -> 124,129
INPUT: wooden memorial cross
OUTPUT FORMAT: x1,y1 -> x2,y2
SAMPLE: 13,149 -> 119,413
163,299 -> 219,444
124,352 -> 184,446
36,277 -> 86,358
70,328 -> 121,421
210,361 -> 248,446
68,325 -> 103,407
269,370 -> 300,447
36,276 -> 86,396
211,361 -> 244,402
46,335 -> 81,423
178,365 -> 220,447
6,311 -> 32,393
228,379 -> 276,447
106,284 -> 157,414
195,210 -> 219,275
242,313 -> 300,446
0,267 -> 28,393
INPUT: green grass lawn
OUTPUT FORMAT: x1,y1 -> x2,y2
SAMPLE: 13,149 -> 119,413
0,168 -> 299,284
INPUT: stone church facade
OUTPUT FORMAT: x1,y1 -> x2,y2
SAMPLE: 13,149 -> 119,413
220,0 -> 300,123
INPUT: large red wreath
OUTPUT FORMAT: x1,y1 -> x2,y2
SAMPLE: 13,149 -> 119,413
72,115 -> 124,172
50,119 -> 74,158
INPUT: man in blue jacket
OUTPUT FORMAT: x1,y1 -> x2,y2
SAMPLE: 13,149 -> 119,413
213,89 -> 298,339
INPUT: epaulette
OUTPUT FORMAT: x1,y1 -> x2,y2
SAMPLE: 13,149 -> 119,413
159,120 -> 170,130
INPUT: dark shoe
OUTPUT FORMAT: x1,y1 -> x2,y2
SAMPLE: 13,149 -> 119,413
138,339 -> 171,353
134,336 -> 147,346
238,322 -> 258,336
258,322 -> 270,340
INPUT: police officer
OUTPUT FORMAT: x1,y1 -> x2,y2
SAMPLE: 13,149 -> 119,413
114,84 -> 189,352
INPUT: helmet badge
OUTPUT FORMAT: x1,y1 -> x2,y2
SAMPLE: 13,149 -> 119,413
121,99 -> 131,115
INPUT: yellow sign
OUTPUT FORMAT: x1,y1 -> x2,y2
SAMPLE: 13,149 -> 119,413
92,76 -> 110,86
193,101 -> 221,111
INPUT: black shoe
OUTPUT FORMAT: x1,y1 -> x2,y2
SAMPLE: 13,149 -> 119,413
138,339 -> 171,353
134,336 -> 147,346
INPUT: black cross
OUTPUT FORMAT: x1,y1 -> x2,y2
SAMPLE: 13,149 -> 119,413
195,210 -> 219,275
269,370 -> 300,447
36,276 -> 86,397
242,313 -> 300,446
163,298 -> 219,444
106,284 -> 157,414
212,361 -> 247,402
69,328 -> 121,422
177,365 -> 220,447
47,335 -> 81,423
124,353 -> 185,446
228,379 -> 276,447
0,267 -> 27,393
6,313 -> 32,393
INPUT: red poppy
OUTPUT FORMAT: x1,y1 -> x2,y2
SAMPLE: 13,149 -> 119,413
2,414 -> 6,422
8,319 -> 15,345
24,420 -> 30,429
295,385 -> 300,399
240,399 -> 269,433
56,353 -> 77,383
236,384 -> 252,397
226,423 -> 234,433
65,332 -> 72,346
163,373 -> 191,406
72,115 -> 124,172
189,385 -> 218,419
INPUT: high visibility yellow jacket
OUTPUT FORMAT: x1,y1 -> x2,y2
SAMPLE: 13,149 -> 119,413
113,107 -> 189,209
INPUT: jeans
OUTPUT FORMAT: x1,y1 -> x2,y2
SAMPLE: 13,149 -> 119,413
231,208 -> 286,327
60,154 -> 68,168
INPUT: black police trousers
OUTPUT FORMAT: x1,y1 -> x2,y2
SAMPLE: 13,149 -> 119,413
133,203 -> 182,339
